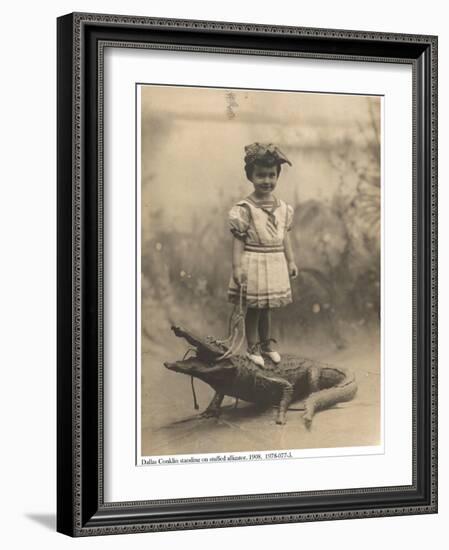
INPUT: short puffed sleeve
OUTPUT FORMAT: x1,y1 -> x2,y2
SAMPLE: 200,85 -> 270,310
286,204 -> 294,232
228,204 -> 250,241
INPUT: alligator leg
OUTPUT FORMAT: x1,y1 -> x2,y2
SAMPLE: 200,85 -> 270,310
264,377 -> 294,425
303,367 -> 321,429
308,366 -> 321,392
201,392 -> 224,418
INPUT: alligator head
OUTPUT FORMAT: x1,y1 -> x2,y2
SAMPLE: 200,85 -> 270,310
170,325 -> 229,361
164,356 -> 237,387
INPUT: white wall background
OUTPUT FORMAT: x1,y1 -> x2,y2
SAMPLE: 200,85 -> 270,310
0,1 -> 445,547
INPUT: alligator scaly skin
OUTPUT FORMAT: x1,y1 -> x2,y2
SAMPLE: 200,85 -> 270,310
166,326 -> 357,427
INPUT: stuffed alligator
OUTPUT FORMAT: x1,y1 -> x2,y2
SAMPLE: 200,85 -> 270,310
164,326 -> 357,428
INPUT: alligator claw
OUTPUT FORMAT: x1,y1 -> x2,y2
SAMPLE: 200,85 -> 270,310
200,409 -> 221,418
276,415 -> 287,425
303,415 -> 313,430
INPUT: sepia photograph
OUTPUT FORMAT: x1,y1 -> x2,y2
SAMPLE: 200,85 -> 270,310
139,84 -> 382,460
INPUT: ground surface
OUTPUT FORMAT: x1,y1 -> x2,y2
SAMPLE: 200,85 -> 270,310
141,327 -> 380,457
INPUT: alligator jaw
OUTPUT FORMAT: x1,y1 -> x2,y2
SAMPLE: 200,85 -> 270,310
164,361 -> 177,371
164,360 -> 191,374
170,325 -> 226,359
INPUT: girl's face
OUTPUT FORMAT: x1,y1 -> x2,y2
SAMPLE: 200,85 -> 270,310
249,164 -> 279,197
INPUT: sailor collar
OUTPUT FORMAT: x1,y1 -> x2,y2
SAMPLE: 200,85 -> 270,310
241,195 -> 282,212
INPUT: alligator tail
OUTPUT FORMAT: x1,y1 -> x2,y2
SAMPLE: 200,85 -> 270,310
303,368 -> 357,430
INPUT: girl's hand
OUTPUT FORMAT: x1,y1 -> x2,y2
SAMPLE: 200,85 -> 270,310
288,262 -> 298,279
233,266 -> 246,287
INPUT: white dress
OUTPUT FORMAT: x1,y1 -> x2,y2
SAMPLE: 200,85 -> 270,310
227,195 -> 294,308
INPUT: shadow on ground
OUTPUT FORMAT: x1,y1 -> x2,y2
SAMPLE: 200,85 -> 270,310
25,513 -> 56,531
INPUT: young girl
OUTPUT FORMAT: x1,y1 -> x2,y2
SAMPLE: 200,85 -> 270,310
227,142 -> 298,367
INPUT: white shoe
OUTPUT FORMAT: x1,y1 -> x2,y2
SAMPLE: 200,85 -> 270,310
246,349 -> 265,367
263,350 -> 281,364
261,340 -> 281,364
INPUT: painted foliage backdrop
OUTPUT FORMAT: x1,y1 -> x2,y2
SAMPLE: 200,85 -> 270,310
141,86 -> 381,352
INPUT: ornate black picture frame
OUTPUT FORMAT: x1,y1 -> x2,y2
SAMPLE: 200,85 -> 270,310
57,12 -> 437,536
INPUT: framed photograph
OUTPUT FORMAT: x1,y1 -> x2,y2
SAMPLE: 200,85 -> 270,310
57,12 -> 438,536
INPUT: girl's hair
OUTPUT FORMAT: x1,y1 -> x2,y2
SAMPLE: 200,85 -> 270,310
245,160 -> 282,181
